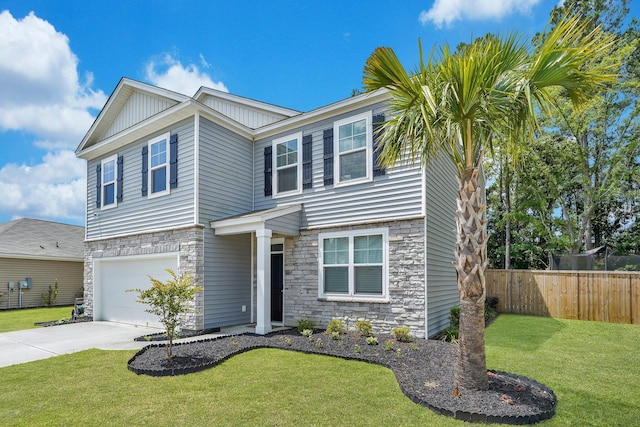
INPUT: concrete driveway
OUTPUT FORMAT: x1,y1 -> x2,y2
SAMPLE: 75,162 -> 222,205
0,321 -> 161,368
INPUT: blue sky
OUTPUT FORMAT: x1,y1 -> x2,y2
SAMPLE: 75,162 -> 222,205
1,0 -> 633,226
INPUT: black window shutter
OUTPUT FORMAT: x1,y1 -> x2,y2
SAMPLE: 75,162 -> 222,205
264,146 -> 272,196
95,164 -> 101,208
373,113 -> 386,177
323,128 -> 334,186
116,155 -> 124,202
141,146 -> 148,196
302,134 -> 313,189
169,134 -> 178,189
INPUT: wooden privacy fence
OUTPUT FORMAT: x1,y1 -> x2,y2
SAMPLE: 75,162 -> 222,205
485,269 -> 640,325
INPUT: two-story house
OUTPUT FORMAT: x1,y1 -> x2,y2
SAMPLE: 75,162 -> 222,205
75,78 -> 458,338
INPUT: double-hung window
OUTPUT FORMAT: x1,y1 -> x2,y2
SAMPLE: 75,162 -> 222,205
319,228 -> 388,301
148,133 -> 170,197
334,111 -> 372,186
273,132 -> 302,196
101,155 -> 117,209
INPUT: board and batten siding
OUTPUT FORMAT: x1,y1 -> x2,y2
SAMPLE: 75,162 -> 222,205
103,91 -> 179,140
198,117 -> 254,327
425,153 -> 458,337
86,119 -> 195,239
253,103 -> 424,228
200,95 -> 290,129
0,258 -> 83,309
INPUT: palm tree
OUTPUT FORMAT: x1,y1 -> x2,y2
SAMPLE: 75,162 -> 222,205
363,15 -> 615,391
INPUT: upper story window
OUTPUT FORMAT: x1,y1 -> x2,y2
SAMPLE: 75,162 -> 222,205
318,227 -> 388,301
273,132 -> 302,196
148,133 -> 170,197
101,155 -> 117,209
334,112 -> 372,186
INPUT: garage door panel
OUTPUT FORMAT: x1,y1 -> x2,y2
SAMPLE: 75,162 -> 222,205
96,255 -> 177,328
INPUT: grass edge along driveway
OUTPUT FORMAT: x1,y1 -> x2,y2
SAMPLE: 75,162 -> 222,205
1,314 -> 638,426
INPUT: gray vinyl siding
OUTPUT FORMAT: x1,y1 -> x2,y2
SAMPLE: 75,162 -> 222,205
254,103 -> 424,228
198,117 -> 254,327
0,258 -> 83,309
103,91 -> 178,139
425,153 -> 458,337
203,233 -> 252,328
265,211 -> 301,236
198,117 -> 254,223
86,119 -> 195,239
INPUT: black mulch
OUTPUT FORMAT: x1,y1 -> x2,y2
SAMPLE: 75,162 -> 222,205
128,329 -> 556,424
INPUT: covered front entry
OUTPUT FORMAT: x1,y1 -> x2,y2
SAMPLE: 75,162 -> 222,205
211,204 -> 301,335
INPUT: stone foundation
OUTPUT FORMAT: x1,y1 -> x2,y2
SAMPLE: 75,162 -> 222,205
83,226 -> 205,330
283,219 -> 427,338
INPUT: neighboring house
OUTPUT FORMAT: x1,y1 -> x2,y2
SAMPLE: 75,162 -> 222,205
75,78 -> 458,337
0,218 -> 84,309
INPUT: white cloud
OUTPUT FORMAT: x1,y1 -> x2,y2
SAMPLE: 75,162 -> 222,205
145,54 -> 228,96
0,151 -> 86,222
0,10 -> 106,224
0,11 -> 107,147
419,0 -> 542,28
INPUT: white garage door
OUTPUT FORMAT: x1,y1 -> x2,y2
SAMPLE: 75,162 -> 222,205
94,254 -> 178,328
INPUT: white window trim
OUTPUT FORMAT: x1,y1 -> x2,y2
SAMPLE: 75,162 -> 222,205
333,111 -> 372,188
318,227 -> 389,302
272,132 -> 302,198
148,132 -> 170,199
101,154 -> 118,210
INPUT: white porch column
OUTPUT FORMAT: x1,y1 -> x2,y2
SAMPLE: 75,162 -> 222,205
255,228 -> 272,335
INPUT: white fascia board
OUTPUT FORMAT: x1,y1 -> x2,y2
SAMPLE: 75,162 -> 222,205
254,89 -> 390,140
194,87 -> 301,117
77,100 -> 253,160
77,78 -> 190,154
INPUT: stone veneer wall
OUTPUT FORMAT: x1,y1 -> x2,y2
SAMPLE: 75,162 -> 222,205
283,218 -> 427,338
83,226 -> 205,330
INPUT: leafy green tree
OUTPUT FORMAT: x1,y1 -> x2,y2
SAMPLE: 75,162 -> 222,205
129,269 -> 202,359
362,15 -> 614,390
486,0 -> 639,264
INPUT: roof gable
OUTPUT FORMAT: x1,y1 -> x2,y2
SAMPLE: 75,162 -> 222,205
76,78 -> 189,154
0,218 -> 85,261
194,87 -> 300,129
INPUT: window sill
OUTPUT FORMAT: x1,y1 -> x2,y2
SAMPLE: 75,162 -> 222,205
333,176 -> 372,189
148,190 -> 170,199
318,296 -> 389,304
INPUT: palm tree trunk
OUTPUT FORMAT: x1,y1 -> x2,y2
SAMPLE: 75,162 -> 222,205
454,167 -> 489,391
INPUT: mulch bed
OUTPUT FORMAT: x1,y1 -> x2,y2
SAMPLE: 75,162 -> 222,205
34,316 -> 93,327
128,329 -> 556,424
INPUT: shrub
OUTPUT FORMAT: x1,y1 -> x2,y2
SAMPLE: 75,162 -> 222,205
366,336 -> 378,345
41,280 -> 59,307
355,320 -> 373,337
441,326 -> 459,344
449,306 -> 460,329
384,339 -> 394,351
330,331 -> 340,340
392,326 -> 412,342
128,269 -> 202,359
324,318 -> 346,335
354,344 -> 361,354
301,329 -> 313,337
315,338 -> 323,348
297,319 -> 316,333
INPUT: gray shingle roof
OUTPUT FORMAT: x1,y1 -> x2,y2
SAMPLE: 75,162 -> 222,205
0,218 -> 84,261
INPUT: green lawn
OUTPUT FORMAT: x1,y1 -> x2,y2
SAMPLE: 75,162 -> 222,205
0,314 -> 638,426
0,306 -> 73,333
